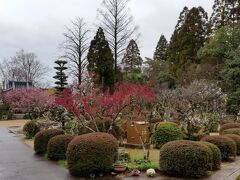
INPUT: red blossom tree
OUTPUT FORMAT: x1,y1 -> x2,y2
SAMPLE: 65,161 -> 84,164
4,88 -> 54,119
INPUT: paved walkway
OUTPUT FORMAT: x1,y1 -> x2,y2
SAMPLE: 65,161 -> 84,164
1,127 -> 240,180
0,128 -> 77,180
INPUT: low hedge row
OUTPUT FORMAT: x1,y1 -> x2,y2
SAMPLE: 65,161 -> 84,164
66,132 -> 118,177
201,135 -> 236,160
47,134 -> 74,160
34,129 -> 65,154
159,140 -> 212,178
222,128 -> 240,136
220,123 -> 240,134
224,134 -> 240,155
23,121 -> 40,139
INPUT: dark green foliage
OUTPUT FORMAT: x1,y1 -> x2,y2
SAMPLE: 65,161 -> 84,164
210,0 -> 240,31
220,123 -> 240,134
47,134 -> 74,160
87,27 -> 115,93
198,141 -> 222,170
124,68 -> 144,83
222,128 -> 240,136
66,132 -> 118,177
167,6 -> 208,75
159,140 -> 212,178
127,159 -> 158,171
122,40 -> 143,72
34,129 -> 65,155
158,73 -> 176,89
153,122 -> 183,149
23,121 -> 40,139
53,60 -> 68,92
224,134 -> 240,155
201,135 -> 237,160
153,34 -> 168,61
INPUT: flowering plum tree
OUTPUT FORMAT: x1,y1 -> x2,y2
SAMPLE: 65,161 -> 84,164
4,88 -> 54,120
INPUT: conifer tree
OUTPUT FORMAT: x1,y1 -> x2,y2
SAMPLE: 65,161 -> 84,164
122,40 -> 143,72
53,60 -> 68,92
211,0 -> 240,31
167,6 -> 208,75
87,27 -> 115,93
153,35 -> 168,61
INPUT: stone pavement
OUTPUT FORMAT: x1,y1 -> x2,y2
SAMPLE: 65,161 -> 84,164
0,128 -> 77,180
1,127 -> 240,180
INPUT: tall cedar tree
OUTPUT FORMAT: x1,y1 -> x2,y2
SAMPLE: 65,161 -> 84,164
98,0 -> 138,74
153,35 -> 168,61
53,60 -> 68,92
211,0 -> 240,31
122,39 -> 143,72
167,6 -> 208,75
87,27 -> 115,93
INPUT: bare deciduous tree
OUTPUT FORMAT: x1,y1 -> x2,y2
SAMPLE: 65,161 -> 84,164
61,18 -> 90,86
98,0 -> 138,73
0,50 -> 48,85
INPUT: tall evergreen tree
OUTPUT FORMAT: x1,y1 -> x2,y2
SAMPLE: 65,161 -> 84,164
53,60 -> 68,92
153,34 -> 168,61
87,27 -> 115,93
122,40 -> 143,72
211,0 -> 240,31
167,6 -> 208,75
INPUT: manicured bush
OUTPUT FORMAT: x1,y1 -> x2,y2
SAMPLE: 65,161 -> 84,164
47,134 -> 74,160
198,141 -> 221,170
23,120 -> 40,139
224,134 -> 240,155
220,123 -> 240,134
34,129 -> 64,155
153,122 -> 183,149
222,128 -> 240,136
201,135 -> 237,160
159,140 -> 212,178
66,132 -> 118,177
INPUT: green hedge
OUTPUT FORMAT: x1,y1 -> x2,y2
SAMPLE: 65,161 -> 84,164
201,135 -> 236,160
23,121 -> 40,139
66,132 -> 118,177
47,134 -> 74,160
224,134 -> 240,155
222,128 -> 240,136
159,140 -> 212,178
153,122 -> 183,149
198,141 -> 221,170
34,129 -> 64,155
220,123 -> 240,134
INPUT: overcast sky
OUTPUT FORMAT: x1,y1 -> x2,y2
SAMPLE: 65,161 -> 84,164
0,0 -> 214,83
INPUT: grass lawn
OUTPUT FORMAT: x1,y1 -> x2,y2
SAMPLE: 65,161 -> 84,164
126,148 -> 160,165
0,119 -> 29,128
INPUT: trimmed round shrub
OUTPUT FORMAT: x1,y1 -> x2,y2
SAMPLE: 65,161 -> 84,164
201,135 -> 236,160
153,122 -> 183,149
159,140 -> 212,178
23,121 -> 40,139
224,134 -> 240,155
222,128 -> 240,136
47,134 -> 74,160
220,123 -> 240,134
67,132 -> 118,177
198,141 -> 221,170
34,129 -> 64,155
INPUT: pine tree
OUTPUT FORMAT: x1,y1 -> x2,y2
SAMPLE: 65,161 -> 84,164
167,6 -> 208,75
87,27 -> 115,93
211,0 -> 240,31
122,40 -> 143,72
53,60 -> 68,92
153,35 -> 168,61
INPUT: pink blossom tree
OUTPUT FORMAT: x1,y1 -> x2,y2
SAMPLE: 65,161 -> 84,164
4,88 -> 54,120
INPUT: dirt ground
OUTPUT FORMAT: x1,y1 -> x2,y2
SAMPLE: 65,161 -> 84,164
0,119 -> 29,128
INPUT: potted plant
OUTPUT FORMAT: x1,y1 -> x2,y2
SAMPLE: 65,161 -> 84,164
113,161 -> 127,173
